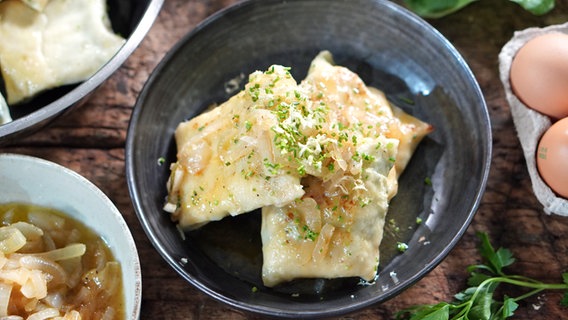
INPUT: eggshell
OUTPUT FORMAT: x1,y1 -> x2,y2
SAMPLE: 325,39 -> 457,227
510,32 -> 568,119
537,118 -> 568,198
499,22 -> 568,216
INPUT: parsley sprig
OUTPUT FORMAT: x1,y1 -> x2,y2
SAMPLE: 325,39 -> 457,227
402,0 -> 555,18
396,232 -> 568,320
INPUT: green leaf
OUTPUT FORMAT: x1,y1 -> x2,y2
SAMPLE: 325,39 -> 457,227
467,272 -> 492,287
396,303 -> 451,320
502,297 -> 519,318
476,232 -> 515,275
455,286 -> 478,302
509,0 -> 555,15
494,248 -> 515,270
561,291 -> 568,307
454,291 -> 470,302
467,264 -> 496,276
413,304 -> 451,320
469,302 -> 492,320
560,274 -> 568,306
397,232 -> 568,319
468,282 -> 498,320
403,0 -> 478,18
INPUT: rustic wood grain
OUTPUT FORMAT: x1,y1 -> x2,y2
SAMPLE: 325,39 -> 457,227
2,0 -> 568,319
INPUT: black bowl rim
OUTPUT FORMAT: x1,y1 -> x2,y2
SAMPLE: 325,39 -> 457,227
0,0 -> 164,144
126,0 -> 492,317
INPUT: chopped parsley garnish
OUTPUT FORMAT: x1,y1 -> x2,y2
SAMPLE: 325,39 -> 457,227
302,225 -> 319,241
396,242 -> 409,253
248,83 -> 261,102
244,120 -> 252,132
263,158 -> 282,175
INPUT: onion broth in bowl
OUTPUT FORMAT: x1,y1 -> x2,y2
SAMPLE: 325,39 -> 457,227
0,202 -> 125,319
0,153 -> 141,320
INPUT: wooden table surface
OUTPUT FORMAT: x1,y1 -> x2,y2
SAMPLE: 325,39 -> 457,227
2,0 -> 568,319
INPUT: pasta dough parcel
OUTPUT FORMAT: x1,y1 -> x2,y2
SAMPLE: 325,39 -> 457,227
165,64 -> 306,229
0,0 -> 125,105
165,51 -> 432,286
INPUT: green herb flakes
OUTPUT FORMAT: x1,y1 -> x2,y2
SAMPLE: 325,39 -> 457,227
396,242 -> 409,253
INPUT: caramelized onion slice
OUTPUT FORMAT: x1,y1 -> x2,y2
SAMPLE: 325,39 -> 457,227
0,226 -> 26,254
34,243 -> 86,261
62,310 -> 81,320
10,222 -> 43,240
19,255 -> 67,287
0,282 -> 13,317
84,261 -> 121,295
312,223 -> 335,262
27,308 -> 60,320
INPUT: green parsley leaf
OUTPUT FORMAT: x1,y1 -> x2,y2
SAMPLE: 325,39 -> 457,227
561,291 -> 568,307
476,231 -> 515,275
501,297 -> 519,318
397,242 -> 409,253
403,0 -> 478,18
468,281 -> 498,320
466,271 -> 491,287
396,232 -> 568,320
396,303 -> 450,320
403,0 -> 554,18
510,0 -> 555,15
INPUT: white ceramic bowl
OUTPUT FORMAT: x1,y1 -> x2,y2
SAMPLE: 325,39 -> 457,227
0,153 -> 141,319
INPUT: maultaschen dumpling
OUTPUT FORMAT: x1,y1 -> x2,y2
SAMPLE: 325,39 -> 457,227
165,51 -> 432,286
260,52 -> 431,286
0,0 -> 125,104
0,92 -> 10,124
164,65 -> 307,229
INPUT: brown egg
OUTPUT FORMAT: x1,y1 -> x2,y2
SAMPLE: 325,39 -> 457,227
510,32 -> 568,119
536,117 -> 568,199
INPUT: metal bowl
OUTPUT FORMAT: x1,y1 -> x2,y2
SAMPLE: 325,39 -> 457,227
126,0 -> 492,318
0,0 -> 163,145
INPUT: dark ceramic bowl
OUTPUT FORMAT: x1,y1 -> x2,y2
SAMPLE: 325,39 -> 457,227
126,0 -> 491,318
0,0 -> 163,145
